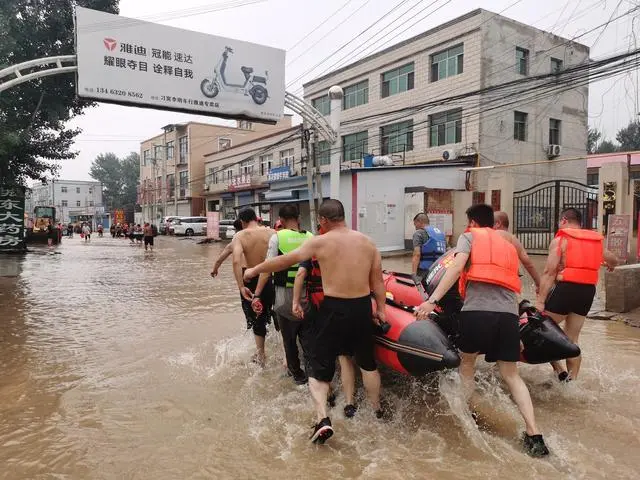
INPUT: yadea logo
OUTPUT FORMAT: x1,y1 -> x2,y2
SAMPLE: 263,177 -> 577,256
103,38 -> 117,51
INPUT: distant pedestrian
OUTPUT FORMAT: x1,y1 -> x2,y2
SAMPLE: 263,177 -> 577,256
143,222 -> 154,251
82,224 -> 91,243
67,224 -> 74,238
110,224 -> 116,238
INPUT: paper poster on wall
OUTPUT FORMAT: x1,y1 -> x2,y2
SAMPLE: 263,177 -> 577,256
427,211 -> 453,236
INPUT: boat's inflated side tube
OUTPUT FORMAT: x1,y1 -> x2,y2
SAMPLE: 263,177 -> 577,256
372,299 -> 460,376
518,301 -> 581,364
382,271 -> 424,307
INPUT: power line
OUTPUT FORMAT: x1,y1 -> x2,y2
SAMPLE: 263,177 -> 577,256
286,0 -> 357,53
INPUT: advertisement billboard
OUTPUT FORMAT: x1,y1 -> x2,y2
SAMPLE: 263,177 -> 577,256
206,211 -> 220,240
0,185 -> 26,252
75,7 -> 285,123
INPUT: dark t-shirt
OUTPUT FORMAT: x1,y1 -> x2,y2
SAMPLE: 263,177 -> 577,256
412,229 -> 429,249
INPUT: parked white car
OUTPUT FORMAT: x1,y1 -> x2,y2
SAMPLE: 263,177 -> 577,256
170,216 -> 207,236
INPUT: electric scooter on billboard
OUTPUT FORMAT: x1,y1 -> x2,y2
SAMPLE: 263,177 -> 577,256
200,46 -> 269,105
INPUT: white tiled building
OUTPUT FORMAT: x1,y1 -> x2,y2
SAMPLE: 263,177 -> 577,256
26,180 -> 104,225
303,9 -> 590,190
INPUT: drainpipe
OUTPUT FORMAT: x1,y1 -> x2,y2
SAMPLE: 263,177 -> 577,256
328,85 -> 343,201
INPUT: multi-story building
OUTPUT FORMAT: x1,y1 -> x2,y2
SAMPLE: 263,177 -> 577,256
302,8 -> 590,191
139,116 -> 293,222
26,180 -> 105,226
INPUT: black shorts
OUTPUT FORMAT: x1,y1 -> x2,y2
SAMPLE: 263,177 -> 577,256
144,236 -> 154,246
306,295 -> 376,382
457,311 -> 520,362
240,270 -> 274,337
545,281 -> 596,317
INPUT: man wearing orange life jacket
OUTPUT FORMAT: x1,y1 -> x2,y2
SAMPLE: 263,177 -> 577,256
415,203 -> 549,458
536,207 -> 619,382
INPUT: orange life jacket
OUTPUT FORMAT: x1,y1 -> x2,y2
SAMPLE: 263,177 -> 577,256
556,228 -> 603,285
458,228 -> 521,297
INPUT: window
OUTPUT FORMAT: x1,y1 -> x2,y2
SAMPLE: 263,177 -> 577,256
219,138 -> 232,151
76,200 -> 81,207
431,44 -> 463,82
61,200 -> 68,207
241,159 -> 254,175
343,80 -> 368,110
61,186 -> 68,193
179,171 -> 188,197
259,154 -> 273,176
143,149 -> 150,166
207,167 -> 216,183
429,109 -> 462,146
312,95 -> 330,116
381,120 -> 414,154
551,58 -> 563,74
154,145 -> 163,161
279,148 -> 294,167
178,136 -> 188,163
516,47 -> 529,75
342,131 -> 368,162
586,173 -> 598,186
76,187 -> 81,194
317,141 -> 330,165
226,169 -> 233,181
166,141 -> 174,161
89,201 -> 94,207
514,111 -> 528,141
381,63 -> 414,98
549,118 -> 561,145
167,174 -> 175,197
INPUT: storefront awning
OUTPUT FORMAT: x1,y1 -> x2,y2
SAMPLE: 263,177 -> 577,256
263,189 -> 298,201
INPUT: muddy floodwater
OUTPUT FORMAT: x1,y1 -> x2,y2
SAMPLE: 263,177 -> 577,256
0,236 -> 639,479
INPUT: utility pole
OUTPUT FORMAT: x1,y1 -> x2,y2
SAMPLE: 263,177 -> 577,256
303,126 -> 317,234
162,130 -> 168,220
313,129 -> 323,215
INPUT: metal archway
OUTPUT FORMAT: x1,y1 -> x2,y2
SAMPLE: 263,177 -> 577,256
0,55 -> 337,142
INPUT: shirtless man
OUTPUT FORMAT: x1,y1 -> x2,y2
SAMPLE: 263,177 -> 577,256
494,211 -> 540,293
536,207 -> 619,381
143,223 -> 154,251
244,199 -> 386,445
210,219 -> 243,277
232,208 -> 275,365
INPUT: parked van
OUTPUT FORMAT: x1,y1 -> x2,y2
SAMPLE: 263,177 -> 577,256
170,216 -> 207,236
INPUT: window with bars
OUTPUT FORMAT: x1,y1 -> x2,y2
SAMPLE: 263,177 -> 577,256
312,95 -> 330,116
317,141 -> 330,165
549,119 -> 561,145
342,131 -> 368,162
166,141 -> 174,161
516,47 -> 529,75
381,120 -> 414,154
178,136 -> 188,163
226,169 -> 233,181
343,80 -> 369,110
259,154 -> 273,176
241,159 -> 254,175
514,111 -> 528,141
279,148 -> 294,167
550,57 -> 563,74
429,109 -> 462,147
430,44 -> 463,82
381,63 -> 414,98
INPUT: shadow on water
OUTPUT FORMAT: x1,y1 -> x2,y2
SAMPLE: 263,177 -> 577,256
0,237 -> 638,479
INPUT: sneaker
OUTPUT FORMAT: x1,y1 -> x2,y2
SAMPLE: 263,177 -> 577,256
558,371 -> 572,383
327,393 -> 336,408
375,399 -> 393,421
344,404 -> 357,418
310,417 -> 333,444
522,433 -> 550,457
292,370 -> 308,386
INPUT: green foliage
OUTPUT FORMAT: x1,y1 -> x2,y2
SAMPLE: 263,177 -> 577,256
0,0 -> 119,185
90,151 -> 139,210
615,121 -> 640,152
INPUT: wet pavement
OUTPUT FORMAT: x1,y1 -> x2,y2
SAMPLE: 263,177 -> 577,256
0,235 -> 639,479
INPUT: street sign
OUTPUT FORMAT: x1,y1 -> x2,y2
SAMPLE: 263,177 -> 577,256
206,211 -> 220,240
0,185 -> 26,252
228,174 -> 252,191
75,7 -> 285,123
606,214 -> 630,263
267,165 -> 291,181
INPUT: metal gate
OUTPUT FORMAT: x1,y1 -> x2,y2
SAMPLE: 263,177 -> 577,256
513,180 -> 598,253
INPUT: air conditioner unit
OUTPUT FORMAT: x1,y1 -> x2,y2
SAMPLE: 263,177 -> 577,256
442,149 -> 458,161
547,144 -> 561,157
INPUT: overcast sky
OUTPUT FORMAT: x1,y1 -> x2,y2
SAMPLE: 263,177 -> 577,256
58,0 -> 640,181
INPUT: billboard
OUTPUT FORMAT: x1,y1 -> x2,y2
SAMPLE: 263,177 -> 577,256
606,214 -> 630,263
0,185 -> 26,252
75,7 -> 285,123
206,211 -> 220,240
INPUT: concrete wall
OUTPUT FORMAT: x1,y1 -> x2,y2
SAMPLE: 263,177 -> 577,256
351,166 -> 465,251
477,13 -> 590,191
605,265 -> 640,312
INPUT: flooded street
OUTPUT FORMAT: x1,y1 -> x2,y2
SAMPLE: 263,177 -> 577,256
1,236 -> 639,479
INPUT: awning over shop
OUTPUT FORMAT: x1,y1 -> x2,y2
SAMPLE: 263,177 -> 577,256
264,189 -> 298,201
